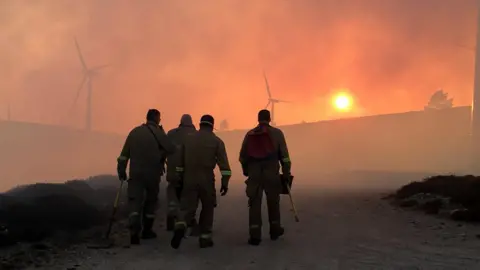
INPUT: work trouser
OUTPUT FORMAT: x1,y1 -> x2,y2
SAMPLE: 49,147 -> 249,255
175,176 -> 216,240
166,171 -> 182,219
245,162 -> 282,239
127,170 -> 161,234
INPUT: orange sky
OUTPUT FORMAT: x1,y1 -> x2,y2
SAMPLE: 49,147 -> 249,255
0,0 -> 477,134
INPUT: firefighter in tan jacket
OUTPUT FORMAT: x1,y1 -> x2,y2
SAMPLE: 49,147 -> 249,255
170,114 -> 232,249
117,109 -> 175,245
239,109 -> 292,246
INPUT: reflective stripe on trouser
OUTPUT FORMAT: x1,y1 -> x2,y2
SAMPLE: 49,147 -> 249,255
246,175 -> 281,239
127,173 -> 161,233
200,233 -> 212,239
129,212 -> 141,232
174,221 -> 187,230
176,182 -> 215,236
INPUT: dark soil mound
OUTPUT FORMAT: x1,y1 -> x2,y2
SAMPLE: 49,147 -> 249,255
86,175 -> 119,190
0,175 -> 127,248
395,175 -> 480,208
393,175 -> 480,222
6,182 -> 82,198
0,194 -> 105,245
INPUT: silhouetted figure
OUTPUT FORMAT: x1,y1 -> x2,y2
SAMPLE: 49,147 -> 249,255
239,109 -> 292,246
171,114 -> 232,249
166,114 -> 198,233
117,109 -> 175,245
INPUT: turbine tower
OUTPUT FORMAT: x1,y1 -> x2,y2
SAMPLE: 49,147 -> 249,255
70,37 -> 109,131
262,71 -> 290,126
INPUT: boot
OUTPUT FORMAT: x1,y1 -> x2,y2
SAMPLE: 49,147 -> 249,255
166,216 -> 176,231
199,237 -> 214,248
249,226 -> 262,245
130,232 -> 140,245
129,215 -> 141,245
269,225 -> 284,241
248,238 -> 261,246
170,226 -> 186,249
141,217 -> 157,239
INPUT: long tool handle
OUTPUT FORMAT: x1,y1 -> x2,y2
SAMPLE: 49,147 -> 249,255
286,183 -> 300,222
105,180 -> 124,239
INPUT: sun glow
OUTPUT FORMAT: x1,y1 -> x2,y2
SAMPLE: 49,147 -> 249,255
332,92 -> 353,112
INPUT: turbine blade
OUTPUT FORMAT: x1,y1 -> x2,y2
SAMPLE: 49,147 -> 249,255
264,100 -> 271,109
276,99 -> 292,103
74,37 -> 88,71
263,71 -> 272,99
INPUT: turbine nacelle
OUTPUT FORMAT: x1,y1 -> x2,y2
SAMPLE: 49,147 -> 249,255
262,71 -> 291,125
269,98 -> 290,104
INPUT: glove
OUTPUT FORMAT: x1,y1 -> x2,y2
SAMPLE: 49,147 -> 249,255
220,185 -> 228,196
117,162 -> 127,181
220,175 -> 230,196
118,171 -> 127,181
242,164 -> 248,177
281,173 -> 292,184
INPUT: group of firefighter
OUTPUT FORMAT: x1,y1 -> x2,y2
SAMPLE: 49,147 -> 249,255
116,108 -> 292,249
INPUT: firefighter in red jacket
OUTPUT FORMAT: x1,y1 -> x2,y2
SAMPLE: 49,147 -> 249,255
239,109 -> 292,246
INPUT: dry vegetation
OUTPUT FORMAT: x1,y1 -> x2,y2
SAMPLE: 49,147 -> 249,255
391,175 -> 480,222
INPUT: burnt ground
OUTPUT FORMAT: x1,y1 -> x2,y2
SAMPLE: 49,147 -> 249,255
392,175 -> 480,221
21,184 -> 480,270
0,175 -> 128,269
3,173 -> 480,269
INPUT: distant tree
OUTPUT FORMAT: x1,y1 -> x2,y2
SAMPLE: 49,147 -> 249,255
219,119 -> 229,131
424,89 -> 453,110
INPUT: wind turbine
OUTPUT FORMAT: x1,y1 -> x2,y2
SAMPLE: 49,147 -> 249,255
262,71 -> 290,126
69,37 -> 109,131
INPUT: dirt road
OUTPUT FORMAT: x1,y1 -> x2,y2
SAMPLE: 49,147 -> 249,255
30,188 -> 480,270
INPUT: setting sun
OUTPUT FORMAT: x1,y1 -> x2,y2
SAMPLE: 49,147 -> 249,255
332,92 -> 353,112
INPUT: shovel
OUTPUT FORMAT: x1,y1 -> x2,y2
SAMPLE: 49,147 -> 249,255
87,180 -> 125,249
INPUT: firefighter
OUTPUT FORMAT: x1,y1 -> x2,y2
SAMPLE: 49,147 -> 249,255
117,109 -> 175,245
166,114 -> 197,232
239,109 -> 292,246
170,114 -> 232,249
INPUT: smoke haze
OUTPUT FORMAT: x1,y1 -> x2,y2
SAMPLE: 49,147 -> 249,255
0,0 -> 477,133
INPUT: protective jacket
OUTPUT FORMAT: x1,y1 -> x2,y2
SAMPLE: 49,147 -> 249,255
118,121 -> 175,177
